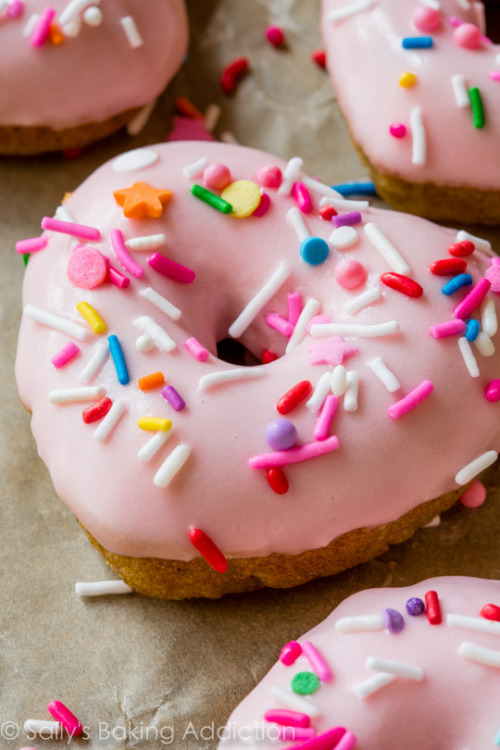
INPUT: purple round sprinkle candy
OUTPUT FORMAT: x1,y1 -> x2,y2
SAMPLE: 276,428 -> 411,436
265,418 -> 297,450
406,597 -> 426,616
161,385 -> 186,412
383,607 -> 405,633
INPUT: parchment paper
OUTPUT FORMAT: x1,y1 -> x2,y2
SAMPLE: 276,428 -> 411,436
1,1 -> 499,748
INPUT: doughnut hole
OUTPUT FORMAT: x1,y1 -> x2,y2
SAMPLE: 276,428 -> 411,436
216,338 -> 262,366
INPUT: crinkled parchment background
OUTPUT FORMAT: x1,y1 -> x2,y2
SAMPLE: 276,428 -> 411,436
1,1 -> 500,748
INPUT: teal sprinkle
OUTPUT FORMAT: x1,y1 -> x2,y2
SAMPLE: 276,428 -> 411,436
191,184 -> 233,214
469,87 -> 485,129
495,726 -> 500,746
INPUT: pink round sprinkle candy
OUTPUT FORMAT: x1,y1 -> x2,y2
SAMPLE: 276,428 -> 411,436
203,163 -> 232,191
292,182 -> 313,214
67,246 -> 108,289
486,379 -> 500,402
460,479 -> 487,508
51,341 -> 80,369
47,699 -> 83,737
485,264 -> 500,293
335,259 -> 367,290
413,6 -> 441,32
453,23 -> 482,49
389,122 -> 407,139
253,191 -> 271,217
279,640 -> 302,666
256,163 -> 282,189
265,24 -> 285,47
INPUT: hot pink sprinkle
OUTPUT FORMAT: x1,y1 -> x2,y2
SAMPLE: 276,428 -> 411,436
249,435 -> 339,469
279,728 -> 317,741
41,217 -> 100,242
148,252 -> 196,284
389,123 -> 407,139
486,264 -> 500,293
388,380 -> 434,419
51,341 -> 80,369
108,265 -> 130,289
266,313 -> 293,337
490,71 -> 500,82
265,24 -> 285,47
264,709 -> 310,727
110,228 -> 144,279
15,236 -> 48,254
453,277 -> 491,319
30,6 -> 55,47
253,191 -> 271,217
185,337 -> 209,361
486,379 -> 500,402
7,0 -> 24,18
429,319 -> 466,339
292,182 -> 313,214
302,641 -> 333,682
460,479 -> 487,508
47,700 -> 83,737
287,292 -> 302,326
332,211 -> 362,228
279,640 -> 303,666
313,394 -> 338,441
290,726 -> 346,750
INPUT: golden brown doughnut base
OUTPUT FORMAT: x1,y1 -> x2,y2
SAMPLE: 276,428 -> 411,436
81,487 -> 463,599
0,108 -> 140,155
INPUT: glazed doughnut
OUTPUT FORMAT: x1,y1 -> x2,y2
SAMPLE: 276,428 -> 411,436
321,0 -> 500,224
15,141 -> 500,599
0,0 -> 188,154
217,577 -> 500,749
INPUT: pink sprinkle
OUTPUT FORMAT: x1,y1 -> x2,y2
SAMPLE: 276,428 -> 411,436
30,6 -> 55,47
490,71 -> 500,82
108,265 -> 130,289
279,728 -> 317,741
302,641 -> 333,682
287,293 -> 302,326
256,164 -> 282,189
249,435 -> 339,469
265,24 -> 285,47
335,258 -> 367,290
429,319 -> 466,339
313,394 -> 338,441
7,0 -> 24,18
332,211 -> 362,228
148,252 -> 195,284
41,217 -> 100,242
334,732 -> 357,750
67,246 -> 108,289
486,379 -> 500,402
388,380 -> 434,419
185,337 -> 209,361
47,700 -> 83,737
453,277 -> 491,319
110,228 -> 144,279
51,341 -> 80,368
491,257 -> 500,266
292,182 -> 313,214
290,726 -> 346,750
15,236 -> 48,254
279,640 -> 303,666
264,708 -> 310,727
460,479 -> 487,508
253,191 -> 271,217
266,313 -> 293,337
486,264 -> 500,293
389,122 -> 407,139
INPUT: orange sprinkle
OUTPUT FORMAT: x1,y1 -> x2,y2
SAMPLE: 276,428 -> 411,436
138,371 -> 165,391
49,22 -> 64,45
175,97 -> 204,119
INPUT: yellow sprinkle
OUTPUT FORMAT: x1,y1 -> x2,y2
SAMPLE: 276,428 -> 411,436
221,180 -> 261,218
76,301 -> 107,334
138,417 -> 172,432
399,72 -> 416,88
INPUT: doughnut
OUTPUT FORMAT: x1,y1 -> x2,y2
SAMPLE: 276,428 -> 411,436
321,0 -> 500,224
0,0 -> 188,154
217,576 -> 500,749
15,140 -> 500,599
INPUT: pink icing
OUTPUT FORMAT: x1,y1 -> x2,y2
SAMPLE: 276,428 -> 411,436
218,577 -> 500,749
15,142 -> 500,564
321,0 -> 500,191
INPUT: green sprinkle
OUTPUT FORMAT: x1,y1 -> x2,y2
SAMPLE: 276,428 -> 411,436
190,184 -> 233,214
469,87 -> 485,129
291,671 -> 320,696
22,254 -> 29,267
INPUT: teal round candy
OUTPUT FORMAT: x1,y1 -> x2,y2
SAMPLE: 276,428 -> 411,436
291,671 -> 320,695
300,236 -> 329,266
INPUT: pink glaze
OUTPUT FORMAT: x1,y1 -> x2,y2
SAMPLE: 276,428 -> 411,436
15,142 -> 500,565
218,577 -> 500,749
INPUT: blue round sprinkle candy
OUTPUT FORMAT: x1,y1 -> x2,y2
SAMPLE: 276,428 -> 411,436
265,418 -> 297,450
406,597 -> 425,616
465,318 -> 480,343
300,236 -> 329,266
383,607 -> 405,633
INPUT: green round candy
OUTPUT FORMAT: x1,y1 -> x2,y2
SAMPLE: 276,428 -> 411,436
291,671 -> 320,695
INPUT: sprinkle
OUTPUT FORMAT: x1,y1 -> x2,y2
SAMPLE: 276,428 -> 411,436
388,380 -> 433,419
287,207 -> 310,242
49,385 -> 106,404
333,211 -> 362,229
329,225 -> 359,250
451,74 -> 470,108
294,728 -> 350,750
114,182 -> 172,219
389,122 -> 407,139
364,223 -> 411,275
112,148 -> 159,173
399,71 -> 416,88
353,673 -> 397,700
137,430 -> 171,462
279,641 -> 303,666
468,86 -> 485,128
41,216 -> 100,241
331,181 -> 376,197
460,479 -> 486,507
454,278 -> 491,319
139,287 -> 181,321
402,36 -> 434,48
458,337 -> 480,377
287,293 -> 302,326
78,340 -> 109,383
429,319 -> 466,338
23,720 -> 61,738
292,672 -> 320,695
183,157 -> 209,179
430,257 -> 467,276
109,229 -> 144,279
76,301 -> 107,334
406,597 -> 425,616
292,182 -> 313,214
108,334 -> 129,385
381,272 -> 423,298
410,106 -> 426,165
369,357 -> 401,393
266,467 -> 289,494
148,252 -> 196,284
93,400 -> 126,442
82,396 -> 112,424
108,266 -> 130,289
301,236 -> 330,266
455,450 -> 498,485
220,56 -> 249,94
127,99 -> 157,136
365,657 -> 423,681
23,12 -> 40,37
278,157 -> 303,196
307,372 -> 334,412
344,286 -> 381,315
465,319 -> 480,342
278,727 -> 316,742
124,235 -> 165,254
189,527 -> 227,572
30,6 -> 55,46
335,614 -> 385,633
266,419 -> 297,451
441,274 -> 473,296
253,191 -> 271,217
303,178 -> 344,202
138,371 -> 165,391
456,230 -> 491,253
276,381 -> 313,415
328,0 -> 374,23
47,700 -> 83,737
486,380 -> 500,402
256,164 -> 283,189
270,686 -> 320,718
319,205 -> 337,220
458,642 -> 500,668
249,436 -> 339,470
447,613 -> 500,635
448,240 -> 475,257
331,365 -> 348,396
313,395 -> 338,440
264,709 -> 309,727
481,297 -> 497,337
311,49 -> 326,68
221,180 -> 262,218
481,604 -> 500,621
425,590 -> 442,624
262,349 -> 279,364
75,580 -> 132,596
490,71 -> 500,82
184,337 -> 209,361
154,443 -> 191,487
51,341 -> 80,369
266,313 -> 293,337
16,236 -> 48,254
199,367 -> 266,391
204,103 -> 222,132
162,385 -> 185,412
138,417 -> 172,432
6,0 -> 24,19
120,15 -> 143,47
228,261 -> 291,339
54,203 -> 74,223
383,608 -> 405,633
133,316 -> 176,352
286,299 -> 321,354
24,304 -> 91,341
67,246 -> 108,290
344,370 -> 359,412
265,24 -> 285,46
302,642 -> 333,682
311,321 -> 400,339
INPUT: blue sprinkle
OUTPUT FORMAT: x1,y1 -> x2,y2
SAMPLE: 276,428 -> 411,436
383,608 -> 405,634
406,597 -> 425,616
402,36 -> 434,49
108,334 -> 129,385
331,180 -> 377,197
465,318 -> 480,342
441,273 -> 473,296
495,726 -> 500,746
300,236 -> 329,266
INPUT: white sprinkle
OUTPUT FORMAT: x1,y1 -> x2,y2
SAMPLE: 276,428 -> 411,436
24,720 -> 61,738
136,335 -> 153,352
112,148 -> 159,173
331,365 -> 348,397
365,657 -> 424,681
329,226 -> 359,250
458,641 -> 500,668
456,230 -> 492,253
310,321 -> 400,339
329,0 -> 374,23
410,106 -> 426,166
420,0 -> 441,10
287,207 -> 310,242
120,15 -> 143,48
198,367 -> 266,391
125,234 -> 166,252
78,340 -> 109,383
183,157 -> 209,179
59,0 -> 100,26
344,370 -> 360,412
49,385 -> 106,404
83,6 -> 103,26
219,130 -> 239,145
306,371 -> 333,411
228,262 -> 291,339
286,298 -> 321,354
93,401 -> 126,442
458,336 -> 480,377
455,0 -> 471,9
0,0 -> 9,13
447,614 -> 500,636
369,357 -> 401,393
153,443 -> 191,488
496,53 -> 500,68
352,673 -> 397,700
62,16 -> 81,36
24,304 -> 91,342
364,223 -> 411,275
270,686 -> 320,718
320,195 -> 370,211
23,12 -> 40,36
133,316 -> 176,352
335,614 -> 385,633
451,74 -> 470,108
138,430 -> 172,463
126,99 -> 157,136
473,331 -> 495,357
302,176 -> 343,201
139,287 -> 182,321
75,580 -> 133,596
455,450 -> 498,485
424,515 -> 441,528
481,297 -> 497,338
278,157 -> 303,196
344,286 -> 382,315
204,103 -> 221,132
54,203 -> 75,223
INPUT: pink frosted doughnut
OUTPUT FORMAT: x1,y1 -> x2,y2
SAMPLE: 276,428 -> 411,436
15,142 -> 500,599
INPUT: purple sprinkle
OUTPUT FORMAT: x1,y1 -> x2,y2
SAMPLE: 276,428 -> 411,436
332,211 -> 362,229
383,608 -> 405,633
406,597 -> 425,616
265,419 -> 297,451
161,385 -> 186,412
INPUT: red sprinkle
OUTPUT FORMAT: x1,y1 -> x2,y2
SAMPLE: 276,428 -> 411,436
262,349 -> 279,364
82,397 -> 113,424
175,96 -> 204,119
319,205 -> 338,220
448,240 -> 475,257
311,49 -> 326,68
220,57 -> 250,94
265,25 -> 285,47
381,272 -> 423,298
189,528 -> 228,573
266,467 -> 289,495
425,590 -> 442,625
480,603 -> 500,621
429,258 -> 467,276
276,380 -> 313,415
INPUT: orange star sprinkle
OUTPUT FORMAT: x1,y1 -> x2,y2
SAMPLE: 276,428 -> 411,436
113,182 -> 172,220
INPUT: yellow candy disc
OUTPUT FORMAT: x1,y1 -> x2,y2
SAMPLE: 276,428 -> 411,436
221,180 -> 261,218
399,71 -> 416,88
